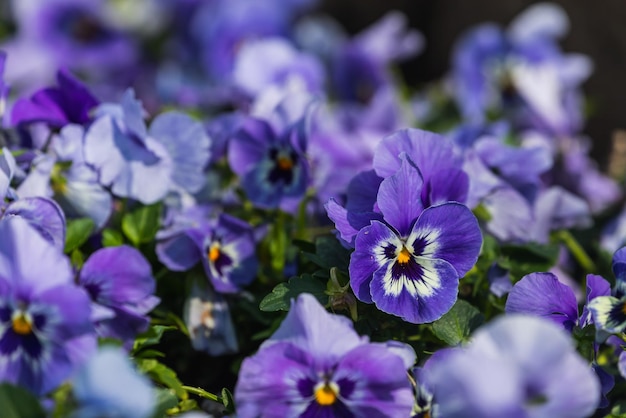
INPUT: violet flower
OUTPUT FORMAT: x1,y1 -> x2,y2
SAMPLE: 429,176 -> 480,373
505,272 -> 610,332
78,245 -> 160,345
0,217 -> 96,395
235,293 -> 416,417
228,115 -> 309,212
427,315 -> 600,418
84,90 -> 210,204
10,69 -> 99,128
349,156 -> 482,323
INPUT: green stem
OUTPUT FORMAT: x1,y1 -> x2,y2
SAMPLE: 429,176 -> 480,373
182,386 -> 222,402
557,230 -> 597,273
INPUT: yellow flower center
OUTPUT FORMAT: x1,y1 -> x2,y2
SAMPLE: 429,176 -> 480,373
277,156 -> 293,171
208,245 -> 220,262
12,313 -> 32,335
397,246 -> 411,264
621,301 -> 626,315
314,382 -> 339,406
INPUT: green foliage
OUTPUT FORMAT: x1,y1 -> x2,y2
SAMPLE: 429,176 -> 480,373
431,299 -> 485,346
0,384 -> 46,418
137,359 -> 187,400
102,228 -> 125,247
151,389 -> 179,418
64,218 -> 95,253
122,202 -> 162,246
260,274 -> 327,312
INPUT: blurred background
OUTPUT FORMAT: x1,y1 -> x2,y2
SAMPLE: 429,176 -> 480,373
320,0 -> 626,167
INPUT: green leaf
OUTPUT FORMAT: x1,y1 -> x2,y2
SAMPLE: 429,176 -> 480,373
221,387 -> 236,414
102,228 -> 124,247
500,242 -> 560,280
609,401 -> 626,418
302,236 -> 351,270
64,218 -> 95,253
0,384 -> 46,418
122,203 -> 162,246
432,299 -> 485,346
137,359 -> 186,399
133,325 -> 177,353
259,274 -> 327,312
151,389 -> 178,418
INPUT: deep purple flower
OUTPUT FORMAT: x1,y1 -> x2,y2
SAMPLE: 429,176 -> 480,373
0,217 -> 95,395
78,245 -> 159,344
505,272 -> 610,332
157,210 -> 258,294
235,293 -> 416,417
10,69 -> 99,128
228,116 -> 309,212
427,315 -> 600,418
349,156 -> 482,323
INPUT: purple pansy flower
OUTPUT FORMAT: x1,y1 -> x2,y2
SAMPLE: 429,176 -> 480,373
235,293 -> 416,417
349,156 -> 482,323
72,346 -> 155,418
228,115 -> 309,212
78,245 -> 160,345
588,247 -> 626,334
157,210 -> 258,294
0,51 -> 9,118
84,90 -> 210,204
505,272 -> 610,332
10,69 -> 99,128
0,217 -> 95,395
427,315 -> 600,418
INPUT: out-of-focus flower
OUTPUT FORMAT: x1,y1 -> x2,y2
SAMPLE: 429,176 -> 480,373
84,90 -> 211,204
235,293 -> 416,417
0,217 -> 95,395
78,245 -> 159,345
184,283 -> 238,355
349,156 -> 482,323
10,69 -> 99,128
228,115 -> 309,212
427,315 -> 600,418
72,346 -> 155,418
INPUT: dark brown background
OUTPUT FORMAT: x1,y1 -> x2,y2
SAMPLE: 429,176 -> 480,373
320,0 -> 626,168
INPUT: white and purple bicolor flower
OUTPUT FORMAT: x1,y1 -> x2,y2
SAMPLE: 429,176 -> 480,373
228,115 -> 308,212
0,217 -> 96,395
78,245 -> 160,346
349,155 -> 482,324
427,315 -> 600,418
588,247 -> 626,334
235,293 -> 416,418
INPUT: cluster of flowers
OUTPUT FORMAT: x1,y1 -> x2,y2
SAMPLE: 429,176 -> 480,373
0,0 -> 625,417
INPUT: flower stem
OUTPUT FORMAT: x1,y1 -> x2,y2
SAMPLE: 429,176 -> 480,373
182,386 -> 222,402
557,230 -> 597,273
